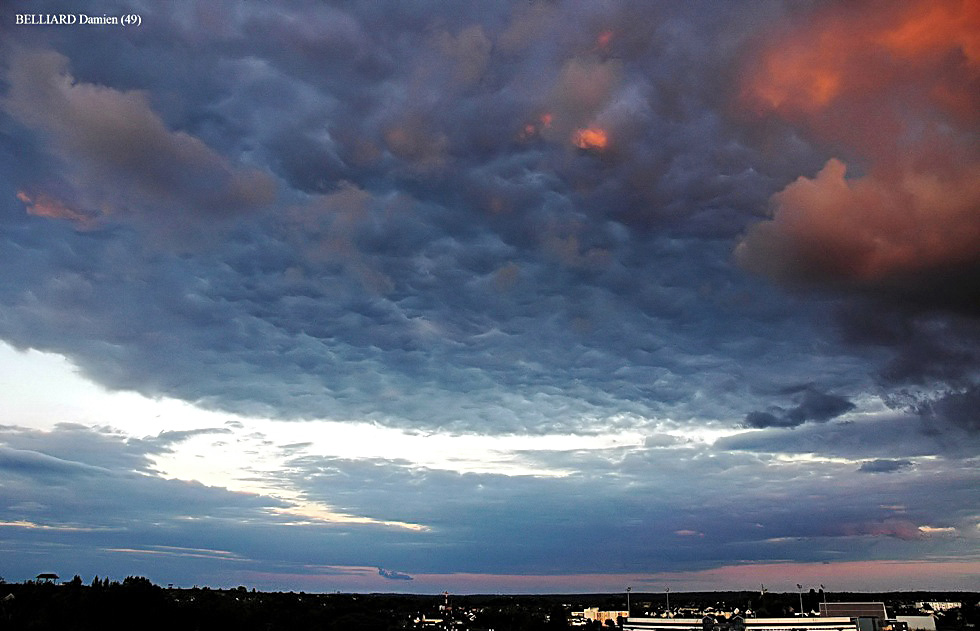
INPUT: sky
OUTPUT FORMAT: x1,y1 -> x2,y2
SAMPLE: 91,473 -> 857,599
0,0 -> 978,594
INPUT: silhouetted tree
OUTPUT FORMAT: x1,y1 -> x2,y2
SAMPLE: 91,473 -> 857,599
545,604 -> 571,629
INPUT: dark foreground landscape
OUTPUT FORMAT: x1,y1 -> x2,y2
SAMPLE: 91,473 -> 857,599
1,577 -> 976,631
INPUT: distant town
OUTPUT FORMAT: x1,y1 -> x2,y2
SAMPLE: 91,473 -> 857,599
1,575 -> 976,630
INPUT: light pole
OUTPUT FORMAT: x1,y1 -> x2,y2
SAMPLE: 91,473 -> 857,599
821,585 -> 827,606
627,586 -> 632,617
666,587 -> 670,615
797,584 -> 804,616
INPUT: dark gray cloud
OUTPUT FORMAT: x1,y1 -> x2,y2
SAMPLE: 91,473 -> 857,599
719,413 -> 980,461
836,302 -> 980,437
743,412 -> 783,429
859,459 -> 913,474
784,388 -> 855,424
0,445 -> 109,477
378,567 -> 413,581
743,387 -> 855,429
0,423 -> 156,473
926,385 -> 980,433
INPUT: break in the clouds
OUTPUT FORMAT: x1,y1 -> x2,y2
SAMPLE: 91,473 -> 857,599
0,0 -> 977,591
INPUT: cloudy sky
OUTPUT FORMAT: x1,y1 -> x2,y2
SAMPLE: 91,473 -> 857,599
1,0 -> 978,594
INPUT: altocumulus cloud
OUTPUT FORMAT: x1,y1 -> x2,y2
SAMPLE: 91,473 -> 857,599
0,0 -> 855,434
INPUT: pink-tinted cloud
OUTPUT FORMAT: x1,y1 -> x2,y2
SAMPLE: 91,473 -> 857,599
384,119 -> 449,172
595,30 -> 614,53
4,48 -> 276,231
736,0 -> 980,289
541,57 -> 622,143
674,529 -> 705,537
434,25 -> 492,85
736,158 -> 980,284
638,560 -> 980,593
837,518 -> 925,541
231,560 -> 980,593
16,190 -> 93,225
287,182 -> 398,293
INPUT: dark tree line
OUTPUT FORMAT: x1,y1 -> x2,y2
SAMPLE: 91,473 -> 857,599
0,579 -> 976,631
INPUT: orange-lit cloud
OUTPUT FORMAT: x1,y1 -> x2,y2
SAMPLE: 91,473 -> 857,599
739,0 -> 980,129
674,529 -> 705,537
518,112 -> 554,141
736,0 -> 980,287
740,41 -> 844,115
572,127 -> 608,150
596,29 -> 613,51
542,57 -> 622,143
877,1 -> 980,64
736,158 -> 980,283
16,190 -> 91,224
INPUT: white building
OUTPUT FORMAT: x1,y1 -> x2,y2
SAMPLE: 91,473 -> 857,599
896,616 -> 936,631
571,607 -> 630,624
915,602 -> 960,612
624,617 -> 859,631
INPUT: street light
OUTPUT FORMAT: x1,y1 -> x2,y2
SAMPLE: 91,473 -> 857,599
666,587 -> 670,615
797,584 -> 804,616
627,586 -> 632,617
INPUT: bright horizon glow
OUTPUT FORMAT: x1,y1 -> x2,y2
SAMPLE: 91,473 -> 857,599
2,342 -> 975,592
0,341 -> 647,530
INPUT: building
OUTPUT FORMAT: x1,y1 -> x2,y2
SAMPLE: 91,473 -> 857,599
571,607 -> 630,625
915,602 -> 961,613
896,616 -> 936,631
820,604 -> 888,620
624,616 -> 859,631
819,602 -> 891,631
